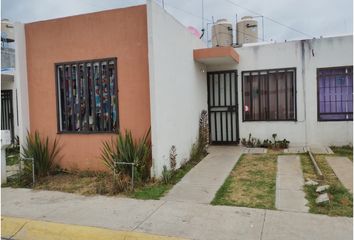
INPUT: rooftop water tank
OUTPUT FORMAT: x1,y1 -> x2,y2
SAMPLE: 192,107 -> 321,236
237,16 -> 258,45
212,19 -> 233,47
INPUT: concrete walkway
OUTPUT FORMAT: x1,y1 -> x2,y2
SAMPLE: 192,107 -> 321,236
163,146 -> 242,204
276,155 -> 309,213
326,156 -> 353,193
2,188 -> 352,240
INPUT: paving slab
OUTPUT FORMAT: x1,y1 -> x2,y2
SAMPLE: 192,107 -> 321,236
262,209 -> 353,240
326,156 -> 353,193
309,146 -> 333,154
244,148 -> 267,154
136,201 -> 265,240
283,147 -> 307,153
163,146 -> 242,203
276,155 -> 309,212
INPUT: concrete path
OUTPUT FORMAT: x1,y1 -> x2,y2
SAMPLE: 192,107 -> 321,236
276,155 -> 309,212
2,188 -> 352,240
162,146 -> 242,204
326,156 -> 353,193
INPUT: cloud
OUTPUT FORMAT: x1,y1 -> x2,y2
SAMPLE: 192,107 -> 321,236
1,0 -> 352,42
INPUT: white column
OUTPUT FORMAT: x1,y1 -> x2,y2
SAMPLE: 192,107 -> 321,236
14,22 -> 30,152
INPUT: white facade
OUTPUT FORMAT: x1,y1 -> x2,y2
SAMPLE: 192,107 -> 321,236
147,0 -> 207,176
208,35 -> 353,146
1,22 -> 29,149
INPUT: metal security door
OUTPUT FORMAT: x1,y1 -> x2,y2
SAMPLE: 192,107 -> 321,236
1,90 -> 14,143
207,71 -> 239,144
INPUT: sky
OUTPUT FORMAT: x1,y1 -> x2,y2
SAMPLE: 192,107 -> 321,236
1,0 -> 353,45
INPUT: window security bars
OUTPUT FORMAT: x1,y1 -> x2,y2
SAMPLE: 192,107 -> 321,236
55,58 -> 118,133
242,68 -> 296,121
317,66 -> 353,121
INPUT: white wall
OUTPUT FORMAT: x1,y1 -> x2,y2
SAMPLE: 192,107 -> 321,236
208,36 -> 353,146
147,0 -> 207,176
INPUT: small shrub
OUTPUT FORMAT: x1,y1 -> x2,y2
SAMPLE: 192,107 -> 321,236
241,133 -> 290,149
197,110 -> 209,156
261,139 -> 272,148
112,174 -> 131,194
241,133 -> 261,148
162,165 -> 172,184
101,128 -> 151,182
169,145 -> 177,170
22,131 -> 61,179
277,139 -> 290,149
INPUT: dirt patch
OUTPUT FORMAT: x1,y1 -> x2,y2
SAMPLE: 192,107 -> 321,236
34,172 -> 129,196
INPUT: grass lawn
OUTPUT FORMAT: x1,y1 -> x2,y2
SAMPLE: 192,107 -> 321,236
301,154 -> 353,217
330,146 -> 353,161
211,153 -> 277,209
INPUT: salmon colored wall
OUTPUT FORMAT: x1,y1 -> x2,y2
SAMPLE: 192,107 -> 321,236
25,5 -> 150,171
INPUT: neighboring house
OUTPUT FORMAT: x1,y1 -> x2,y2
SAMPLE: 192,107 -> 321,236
17,0 -> 352,176
1,20 -> 29,148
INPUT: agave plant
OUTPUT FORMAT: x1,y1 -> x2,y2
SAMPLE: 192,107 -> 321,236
101,128 -> 151,181
22,131 -> 61,178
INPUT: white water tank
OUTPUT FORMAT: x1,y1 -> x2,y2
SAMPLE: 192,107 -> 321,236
237,16 -> 258,44
212,19 -> 233,47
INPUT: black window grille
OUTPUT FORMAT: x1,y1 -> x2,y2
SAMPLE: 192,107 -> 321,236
55,58 -> 118,133
242,68 -> 296,121
317,66 -> 353,121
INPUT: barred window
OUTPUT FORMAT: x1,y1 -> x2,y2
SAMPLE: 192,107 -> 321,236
242,68 -> 296,121
317,66 -> 353,121
56,58 -> 118,133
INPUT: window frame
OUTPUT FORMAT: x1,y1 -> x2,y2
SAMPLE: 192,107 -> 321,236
241,67 -> 297,122
55,57 -> 119,134
317,66 -> 353,122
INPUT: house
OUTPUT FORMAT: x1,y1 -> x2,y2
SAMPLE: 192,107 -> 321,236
1,20 -> 29,148
9,0 -> 353,176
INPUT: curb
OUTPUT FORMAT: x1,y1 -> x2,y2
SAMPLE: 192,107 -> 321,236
1,216 -> 186,240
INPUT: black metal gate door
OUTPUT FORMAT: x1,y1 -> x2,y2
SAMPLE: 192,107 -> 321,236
207,70 -> 239,144
1,90 -> 14,143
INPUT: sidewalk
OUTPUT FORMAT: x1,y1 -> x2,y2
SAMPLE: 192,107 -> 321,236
2,216 -> 184,240
163,146 -> 242,203
2,188 -> 352,240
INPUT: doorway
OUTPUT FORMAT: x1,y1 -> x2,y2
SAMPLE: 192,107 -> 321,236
207,70 -> 239,144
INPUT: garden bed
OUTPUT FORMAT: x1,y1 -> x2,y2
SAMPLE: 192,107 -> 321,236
301,153 -> 353,217
330,145 -> 353,161
211,152 -> 277,209
3,149 -> 207,200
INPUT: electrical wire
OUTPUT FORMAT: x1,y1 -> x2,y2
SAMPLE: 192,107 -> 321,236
223,0 -> 313,38
158,0 -> 267,43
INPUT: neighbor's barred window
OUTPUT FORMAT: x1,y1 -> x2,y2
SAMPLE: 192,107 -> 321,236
317,66 -> 353,121
242,68 -> 296,121
56,58 -> 118,132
